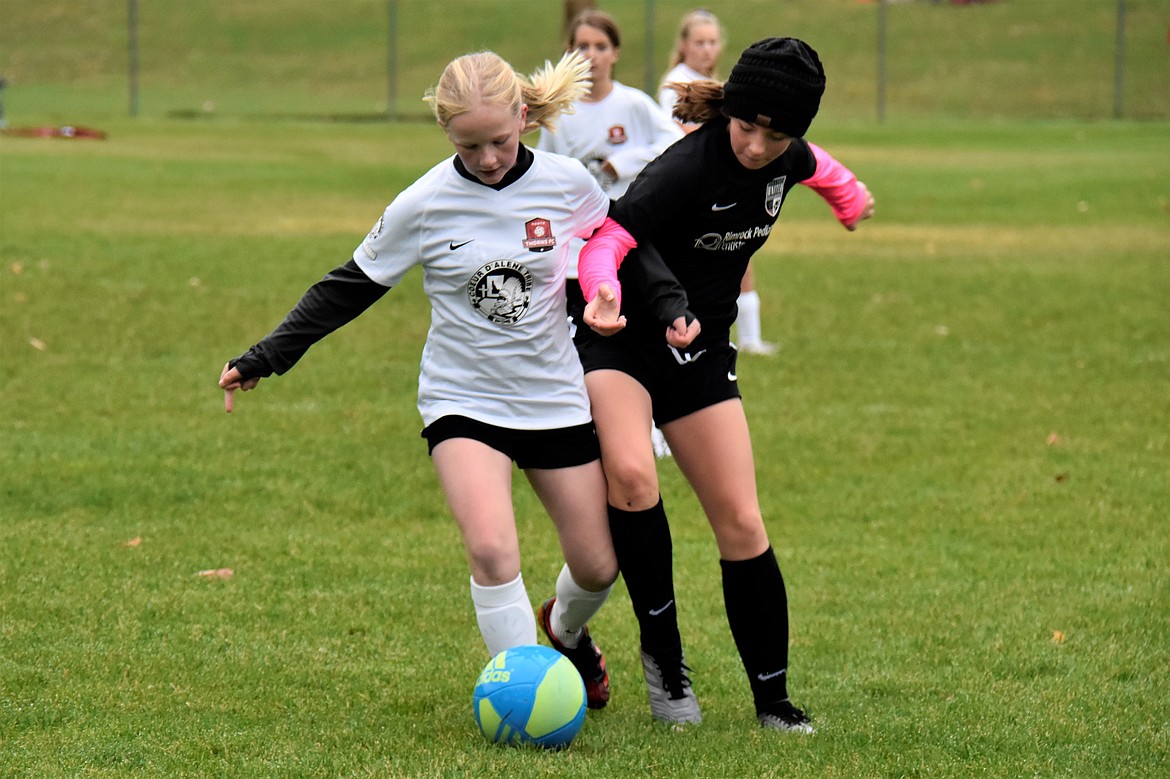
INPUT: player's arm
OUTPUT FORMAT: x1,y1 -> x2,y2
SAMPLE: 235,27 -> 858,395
219,259 -> 388,410
606,97 -> 683,183
801,142 -> 875,231
579,216 -> 634,335
621,241 -> 699,348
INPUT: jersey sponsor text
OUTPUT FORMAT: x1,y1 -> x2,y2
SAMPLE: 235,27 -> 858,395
694,223 -> 773,252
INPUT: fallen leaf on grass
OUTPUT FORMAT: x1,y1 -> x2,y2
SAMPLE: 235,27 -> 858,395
1046,432 -> 1061,446
1054,472 -> 1069,482
10,262 -> 23,275
29,337 -> 46,351
196,568 -> 234,580
122,537 -> 142,548
1052,630 -> 1066,644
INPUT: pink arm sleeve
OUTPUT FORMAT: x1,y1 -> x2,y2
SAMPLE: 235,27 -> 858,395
577,217 -> 637,309
804,143 -> 868,229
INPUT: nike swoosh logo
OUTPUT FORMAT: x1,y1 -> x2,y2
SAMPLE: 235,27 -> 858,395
648,599 -> 674,616
727,370 -> 738,381
711,202 -> 737,211
757,669 -> 787,681
449,240 -> 474,250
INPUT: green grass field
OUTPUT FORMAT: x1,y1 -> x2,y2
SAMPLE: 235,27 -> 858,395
2,1 -> 1170,777
3,114 -> 1167,779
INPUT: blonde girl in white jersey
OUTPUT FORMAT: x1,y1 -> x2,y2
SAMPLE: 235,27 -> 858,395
217,50 -> 629,710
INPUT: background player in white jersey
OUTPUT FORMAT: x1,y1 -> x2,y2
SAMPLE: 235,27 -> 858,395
538,8 -> 682,459
217,50 -> 630,710
657,8 -> 723,134
577,38 -> 875,732
540,10 -> 681,204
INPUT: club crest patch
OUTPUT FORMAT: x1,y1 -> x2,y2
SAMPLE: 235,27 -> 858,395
467,260 -> 534,325
607,125 -> 628,145
765,176 -> 787,217
361,215 -> 385,260
522,217 -> 556,252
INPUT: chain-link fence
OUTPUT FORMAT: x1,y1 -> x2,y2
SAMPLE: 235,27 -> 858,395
1,0 -> 1168,124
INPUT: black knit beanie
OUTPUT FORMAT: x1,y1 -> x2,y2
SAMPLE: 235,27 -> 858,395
722,37 -> 826,138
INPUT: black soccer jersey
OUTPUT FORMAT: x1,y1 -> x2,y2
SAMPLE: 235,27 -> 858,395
609,115 -> 816,341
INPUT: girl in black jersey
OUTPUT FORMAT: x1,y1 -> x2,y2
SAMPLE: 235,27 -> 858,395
576,37 -> 875,732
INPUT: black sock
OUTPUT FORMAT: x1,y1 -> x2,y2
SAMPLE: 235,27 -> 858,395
607,499 -> 682,658
721,547 -> 791,711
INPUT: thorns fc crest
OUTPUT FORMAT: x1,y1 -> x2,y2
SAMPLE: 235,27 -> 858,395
522,218 -> 556,252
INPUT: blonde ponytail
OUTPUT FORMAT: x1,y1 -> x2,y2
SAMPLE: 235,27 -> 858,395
522,51 -> 592,132
423,50 -> 590,131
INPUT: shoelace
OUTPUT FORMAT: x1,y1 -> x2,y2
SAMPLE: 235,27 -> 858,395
567,634 -> 604,681
652,656 -> 694,700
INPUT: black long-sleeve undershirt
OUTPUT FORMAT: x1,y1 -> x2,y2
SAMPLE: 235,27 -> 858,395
230,259 -> 388,379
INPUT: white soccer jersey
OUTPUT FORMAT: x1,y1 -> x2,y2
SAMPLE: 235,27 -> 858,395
538,81 -> 681,200
353,149 -> 610,429
658,63 -> 710,118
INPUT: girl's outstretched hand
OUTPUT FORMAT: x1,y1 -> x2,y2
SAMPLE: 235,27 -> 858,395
846,181 -> 876,231
584,283 -> 627,336
219,362 -> 260,413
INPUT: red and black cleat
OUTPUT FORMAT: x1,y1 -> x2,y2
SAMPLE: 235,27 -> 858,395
538,597 -> 610,709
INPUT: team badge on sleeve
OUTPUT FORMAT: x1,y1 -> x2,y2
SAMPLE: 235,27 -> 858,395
765,176 -> 788,217
360,215 -> 385,260
468,260 -> 534,325
522,218 -> 556,253
607,125 -> 628,145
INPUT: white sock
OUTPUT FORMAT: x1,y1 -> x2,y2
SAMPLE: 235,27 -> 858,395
470,573 -> 536,656
550,564 -> 612,649
737,290 -> 763,345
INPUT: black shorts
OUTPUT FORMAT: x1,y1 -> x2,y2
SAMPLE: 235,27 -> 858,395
421,415 -> 600,469
575,330 -> 741,426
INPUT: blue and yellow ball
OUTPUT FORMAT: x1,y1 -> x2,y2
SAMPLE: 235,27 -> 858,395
473,644 -> 586,749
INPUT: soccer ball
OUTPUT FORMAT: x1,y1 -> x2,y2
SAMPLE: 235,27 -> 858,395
473,644 -> 586,749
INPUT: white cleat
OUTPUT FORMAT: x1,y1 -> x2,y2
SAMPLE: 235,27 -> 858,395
641,649 -> 701,724
737,339 -> 780,357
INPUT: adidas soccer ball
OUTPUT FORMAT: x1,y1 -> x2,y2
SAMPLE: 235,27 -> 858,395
473,644 -> 586,749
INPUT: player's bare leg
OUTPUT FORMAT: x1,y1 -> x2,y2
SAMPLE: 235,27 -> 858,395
527,461 -> 616,708
432,438 -> 535,655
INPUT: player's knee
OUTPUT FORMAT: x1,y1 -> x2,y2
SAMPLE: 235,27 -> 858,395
603,457 -> 659,511
712,510 -> 768,557
466,539 -> 521,585
569,558 -> 619,591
